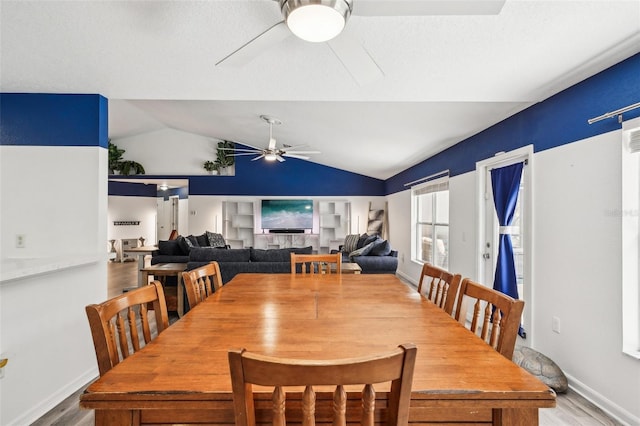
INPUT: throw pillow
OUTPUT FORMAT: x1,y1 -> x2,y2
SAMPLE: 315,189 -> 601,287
342,234 -> 360,253
369,239 -> 392,256
349,241 -> 375,259
177,235 -> 194,254
206,231 -> 227,248
158,239 -> 181,256
195,233 -> 209,247
186,235 -> 200,247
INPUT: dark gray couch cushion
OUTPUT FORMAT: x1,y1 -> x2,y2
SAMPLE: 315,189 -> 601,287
369,239 -> 392,256
250,246 -> 313,262
177,235 -> 194,254
189,247 -> 251,262
157,239 -> 183,256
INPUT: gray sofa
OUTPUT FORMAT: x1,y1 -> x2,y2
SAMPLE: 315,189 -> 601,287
151,232 -> 228,265
333,233 -> 398,274
187,246 -> 313,284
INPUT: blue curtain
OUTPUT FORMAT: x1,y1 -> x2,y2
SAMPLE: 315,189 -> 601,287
490,162 -> 525,337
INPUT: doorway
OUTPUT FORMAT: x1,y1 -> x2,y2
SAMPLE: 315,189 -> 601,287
476,145 -> 533,339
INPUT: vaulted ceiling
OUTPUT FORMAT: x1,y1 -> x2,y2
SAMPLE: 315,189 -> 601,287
2,0 -> 639,179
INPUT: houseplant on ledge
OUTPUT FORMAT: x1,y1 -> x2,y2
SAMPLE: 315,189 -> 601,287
214,140 -> 235,175
203,160 -> 219,175
108,141 -> 145,175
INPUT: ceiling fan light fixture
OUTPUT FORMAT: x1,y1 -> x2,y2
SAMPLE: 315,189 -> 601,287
281,0 -> 352,43
265,153 -> 278,161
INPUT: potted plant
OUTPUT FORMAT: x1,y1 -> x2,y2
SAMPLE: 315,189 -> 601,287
108,141 -> 145,175
215,140 -> 235,175
203,160 -> 219,175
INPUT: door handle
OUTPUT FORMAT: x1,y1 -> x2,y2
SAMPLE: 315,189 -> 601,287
483,253 -> 490,260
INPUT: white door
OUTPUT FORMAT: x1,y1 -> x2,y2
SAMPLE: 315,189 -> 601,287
156,196 -> 179,241
477,146 -> 533,338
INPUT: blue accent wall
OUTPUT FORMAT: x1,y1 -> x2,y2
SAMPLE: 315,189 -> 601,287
188,153 -> 385,196
385,53 -> 640,194
108,181 -> 158,197
0,93 -> 108,148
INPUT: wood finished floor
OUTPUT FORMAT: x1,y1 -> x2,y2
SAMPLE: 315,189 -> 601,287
32,261 -> 622,426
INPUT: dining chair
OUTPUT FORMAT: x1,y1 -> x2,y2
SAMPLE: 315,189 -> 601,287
454,278 -> 525,360
228,343 -> 417,426
417,263 -> 462,316
182,261 -> 223,310
85,280 -> 169,375
290,252 -> 342,274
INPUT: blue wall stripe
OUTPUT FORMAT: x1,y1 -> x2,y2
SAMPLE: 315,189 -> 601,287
385,53 -> 640,194
0,93 -> 108,148
108,181 -> 158,197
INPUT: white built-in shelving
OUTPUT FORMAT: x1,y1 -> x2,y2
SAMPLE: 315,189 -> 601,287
253,233 -> 320,252
222,201 -> 255,249
318,201 -> 351,253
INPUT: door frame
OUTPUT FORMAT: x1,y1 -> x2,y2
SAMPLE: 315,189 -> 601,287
475,145 -> 534,340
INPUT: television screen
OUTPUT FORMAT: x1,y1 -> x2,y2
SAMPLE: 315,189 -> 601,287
261,199 -> 313,230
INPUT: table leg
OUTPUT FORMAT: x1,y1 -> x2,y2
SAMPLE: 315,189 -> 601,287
177,273 -> 184,318
95,409 -> 140,425
137,254 -> 146,287
493,408 -> 538,425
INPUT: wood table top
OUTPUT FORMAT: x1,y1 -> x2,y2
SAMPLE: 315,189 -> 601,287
82,273 -> 554,410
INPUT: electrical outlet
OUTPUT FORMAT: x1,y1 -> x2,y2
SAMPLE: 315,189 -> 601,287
15,234 -> 26,248
552,316 -> 561,334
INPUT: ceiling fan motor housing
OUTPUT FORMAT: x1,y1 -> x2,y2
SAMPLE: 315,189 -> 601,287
279,0 -> 353,42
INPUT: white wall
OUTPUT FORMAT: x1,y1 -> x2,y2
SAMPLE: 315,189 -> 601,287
0,146 -> 107,425
108,195 -> 157,248
114,128 -> 223,175
533,131 -> 639,424
386,131 -> 640,425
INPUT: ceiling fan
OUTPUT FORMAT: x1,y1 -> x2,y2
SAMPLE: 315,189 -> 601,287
225,115 -> 320,163
216,0 -> 506,85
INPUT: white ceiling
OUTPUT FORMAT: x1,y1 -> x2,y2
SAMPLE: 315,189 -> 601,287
2,0 -> 639,179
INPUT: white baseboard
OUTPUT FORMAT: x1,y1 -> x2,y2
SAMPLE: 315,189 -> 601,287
8,367 -> 98,426
565,373 -> 640,426
396,270 -> 418,288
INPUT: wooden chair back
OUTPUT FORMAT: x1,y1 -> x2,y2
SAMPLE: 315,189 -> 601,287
454,278 -> 524,360
85,281 -> 169,376
290,253 -> 342,275
182,261 -> 223,309
228,343 -> 417,426
417,263 -> 462,316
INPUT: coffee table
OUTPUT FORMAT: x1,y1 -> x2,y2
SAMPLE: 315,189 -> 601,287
122,246 -> 157,286
329,262 -> 362,274
140,263 -> 187,317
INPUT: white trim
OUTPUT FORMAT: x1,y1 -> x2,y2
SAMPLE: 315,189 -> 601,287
565,373 -> 640,426
7,367 -> 97,426
475,145 -> 534,341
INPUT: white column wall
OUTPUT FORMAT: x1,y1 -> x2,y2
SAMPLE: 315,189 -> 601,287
0,145 -> 107,426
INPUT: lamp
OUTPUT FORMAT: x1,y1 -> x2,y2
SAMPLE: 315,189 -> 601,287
280,0 -> 352,43
265,153 -> 278,162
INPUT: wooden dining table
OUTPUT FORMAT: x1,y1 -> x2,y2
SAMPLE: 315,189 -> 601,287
80,273 -> 555,425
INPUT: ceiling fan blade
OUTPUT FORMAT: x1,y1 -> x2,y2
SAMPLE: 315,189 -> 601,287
282,153 -> 310,160
231,152 -> 264,156
276,155 -> 286,162
328,33 -> 383,86
225,148 -> 263,153
352,0 -> 505,16
251,154 -> 266,161
215,21 -> 291,67
285,150 -> 320,155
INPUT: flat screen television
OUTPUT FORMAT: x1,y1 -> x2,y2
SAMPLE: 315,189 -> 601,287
261,199 -> 313,231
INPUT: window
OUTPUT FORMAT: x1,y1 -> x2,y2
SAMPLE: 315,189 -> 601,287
622,119 -> 640,359
412,176 -> 449,269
